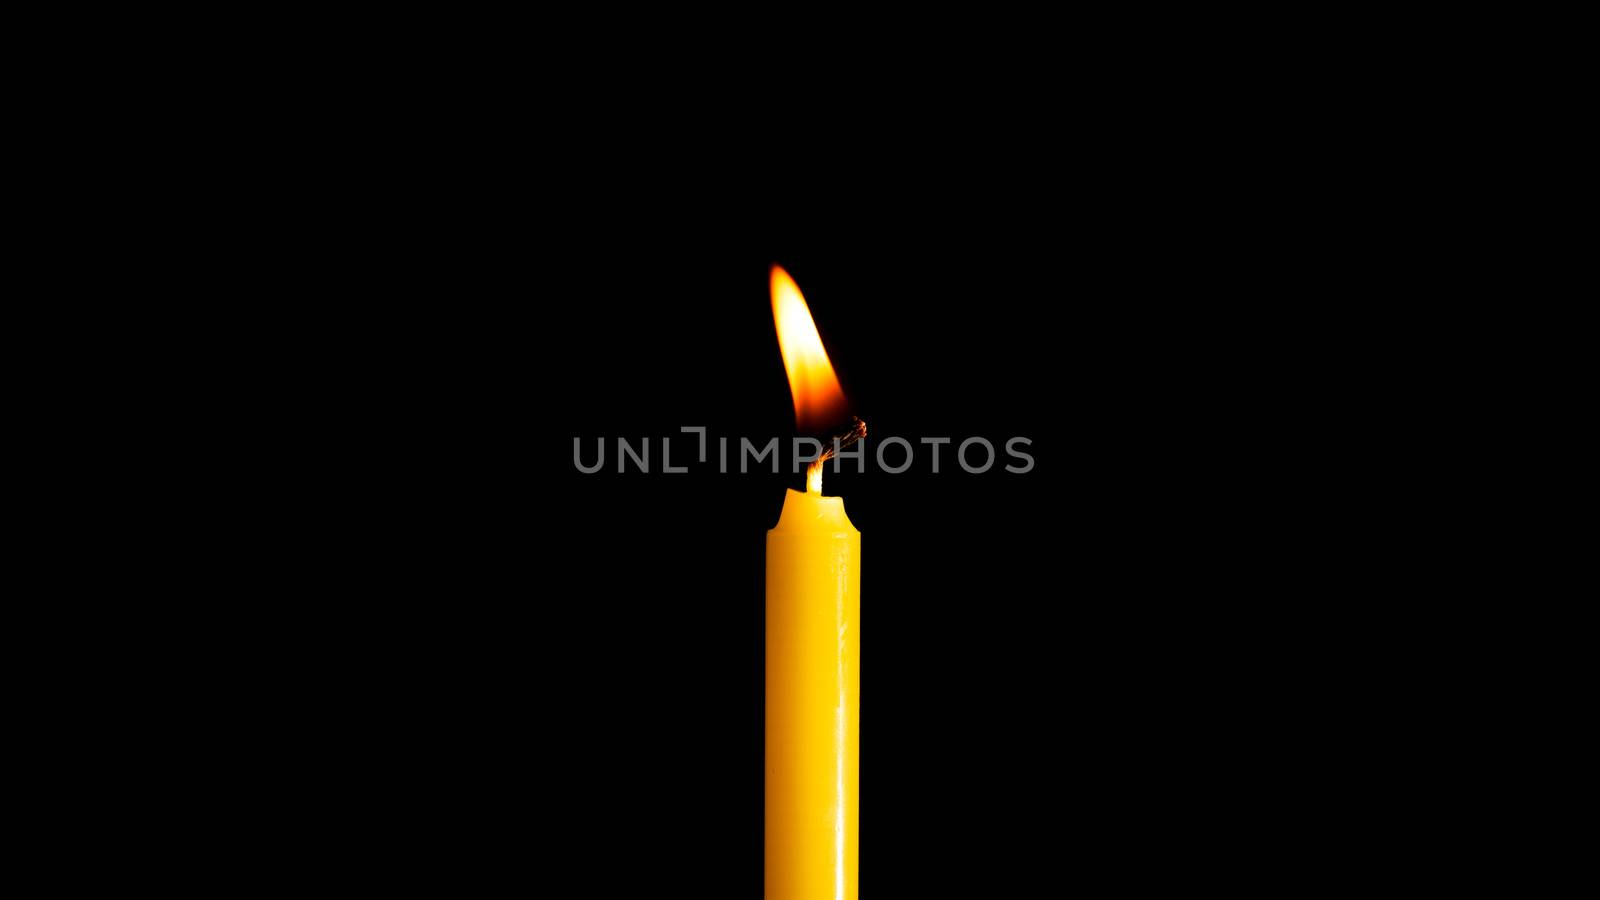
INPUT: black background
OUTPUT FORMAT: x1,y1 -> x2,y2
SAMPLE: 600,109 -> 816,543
250,203 -> 1344,891
501,230 -> 1267,894
47,29 -> 1497,891
547,246 -> 1070,896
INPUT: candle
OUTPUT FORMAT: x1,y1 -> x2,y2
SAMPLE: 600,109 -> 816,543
766,265 -> 861,900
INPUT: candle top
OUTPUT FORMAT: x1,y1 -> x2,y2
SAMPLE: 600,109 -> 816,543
771,488 -> 858,535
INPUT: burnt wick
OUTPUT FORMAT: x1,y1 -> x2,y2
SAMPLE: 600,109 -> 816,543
807,416 -> 868,495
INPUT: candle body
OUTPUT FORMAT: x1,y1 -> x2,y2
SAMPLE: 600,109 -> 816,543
766,489 -> 860,900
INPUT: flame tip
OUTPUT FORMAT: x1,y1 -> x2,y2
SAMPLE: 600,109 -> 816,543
770,265 -> 848,434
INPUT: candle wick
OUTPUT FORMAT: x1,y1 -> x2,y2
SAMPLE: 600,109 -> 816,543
807,416 -> 867,496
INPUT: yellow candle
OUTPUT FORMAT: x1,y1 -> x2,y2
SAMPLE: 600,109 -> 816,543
766,487 -> 860,900
767,265 -> 861,900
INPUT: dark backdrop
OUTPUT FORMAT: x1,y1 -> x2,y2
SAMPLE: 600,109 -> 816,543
89,38 -> 1431,894
545,246 -> 1071,896
511,234 -> 1242,894
283,210 -> 1334,893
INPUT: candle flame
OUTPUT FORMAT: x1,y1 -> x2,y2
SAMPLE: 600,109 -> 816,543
771,265 -> 849,437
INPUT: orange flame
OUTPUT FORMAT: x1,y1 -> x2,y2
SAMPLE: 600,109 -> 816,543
771,265 -> 849,435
